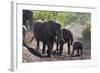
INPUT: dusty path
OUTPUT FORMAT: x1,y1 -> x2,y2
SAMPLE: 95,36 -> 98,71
22,31 -> 91,63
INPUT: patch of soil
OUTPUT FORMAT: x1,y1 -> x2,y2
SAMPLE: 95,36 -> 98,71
22,31 -> 91,63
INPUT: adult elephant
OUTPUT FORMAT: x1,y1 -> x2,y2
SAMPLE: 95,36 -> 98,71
55,28 -> 73,55
33,20 -> 63,57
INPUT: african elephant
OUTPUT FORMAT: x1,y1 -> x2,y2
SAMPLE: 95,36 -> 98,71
55,29 -> 73,55
33,20 -> 63,57
71,41 -> 83,56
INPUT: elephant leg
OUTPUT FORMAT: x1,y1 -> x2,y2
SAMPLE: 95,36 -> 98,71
77,49 -> 80,56
56,42 -> 59,51
68,42 -> 70,55
42,42 -> 46,54
36,39 -> 40,51
51,40 -> 54,49
59,43 -> 64,55
46,42 -> 52,57
71,49 -> 75,56
80,48 -> 83,55
51,39 -> 55,55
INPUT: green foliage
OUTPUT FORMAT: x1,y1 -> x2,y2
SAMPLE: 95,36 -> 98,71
82,26 -> 91,41
32,11 -> 91,27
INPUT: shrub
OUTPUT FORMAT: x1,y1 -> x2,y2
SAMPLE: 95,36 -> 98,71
82,27 -> 91,41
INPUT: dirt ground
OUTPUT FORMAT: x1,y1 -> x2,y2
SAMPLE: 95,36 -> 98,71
22,31 -> 91,63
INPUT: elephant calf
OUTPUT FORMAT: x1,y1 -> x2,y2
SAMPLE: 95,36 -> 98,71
71,41 -> 83,56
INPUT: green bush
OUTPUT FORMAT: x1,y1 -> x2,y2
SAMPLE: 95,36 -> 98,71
82,27 -> 91,41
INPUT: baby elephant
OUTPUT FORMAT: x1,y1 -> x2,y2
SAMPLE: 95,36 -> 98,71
71,41 -> 83,56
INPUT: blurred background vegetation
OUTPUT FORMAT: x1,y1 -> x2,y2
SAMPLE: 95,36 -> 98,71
32,10 -> 91,27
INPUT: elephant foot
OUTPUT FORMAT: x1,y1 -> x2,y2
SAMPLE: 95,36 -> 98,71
42,50 -> 45,54
71,54 -> 81,57
76,54 -> 81,56
57,52 -> 62,56
45,55 -> 51,58
46,50 -> 52,58
52,50 -> 58,55
68,53 -> 70,55
70,54 -> 75,57
36,47 -> 40,51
